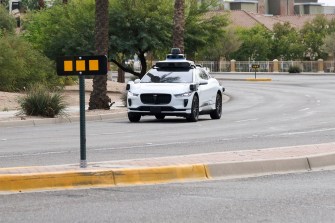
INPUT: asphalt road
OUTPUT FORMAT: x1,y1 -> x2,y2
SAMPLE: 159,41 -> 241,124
1,75 -> 335,167
1,170 -> 334,223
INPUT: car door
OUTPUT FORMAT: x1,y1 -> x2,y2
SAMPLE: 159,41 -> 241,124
196,68 -> 213,110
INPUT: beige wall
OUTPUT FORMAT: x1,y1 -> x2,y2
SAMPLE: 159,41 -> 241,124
230,2 -> 258,13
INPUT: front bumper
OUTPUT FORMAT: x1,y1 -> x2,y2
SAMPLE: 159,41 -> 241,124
127,94 -> 192,116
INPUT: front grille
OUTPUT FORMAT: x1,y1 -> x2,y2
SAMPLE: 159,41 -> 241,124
140,94 -> 171,104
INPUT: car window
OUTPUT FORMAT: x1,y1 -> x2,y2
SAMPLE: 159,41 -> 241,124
141,69 -> 193,83
197,69 -> 209,80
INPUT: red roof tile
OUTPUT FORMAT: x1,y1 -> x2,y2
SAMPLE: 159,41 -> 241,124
209,10 -> 335,30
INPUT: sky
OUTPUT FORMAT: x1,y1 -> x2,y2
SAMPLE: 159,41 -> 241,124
318,0 -> 335,6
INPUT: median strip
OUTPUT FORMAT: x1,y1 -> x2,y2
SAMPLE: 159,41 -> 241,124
0,143 -> 334,193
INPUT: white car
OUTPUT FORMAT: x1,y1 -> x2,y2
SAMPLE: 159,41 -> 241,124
126,49 -> 225,122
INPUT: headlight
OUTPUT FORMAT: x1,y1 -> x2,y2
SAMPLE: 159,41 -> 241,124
174,92 -> 192,97
128,91 -> 139,97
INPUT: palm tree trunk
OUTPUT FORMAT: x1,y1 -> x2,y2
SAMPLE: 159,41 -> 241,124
89,0 -> 111,110
173,0 -> 185,53
38,0 -> 45,9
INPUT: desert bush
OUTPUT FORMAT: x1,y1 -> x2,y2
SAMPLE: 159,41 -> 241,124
0,5 -> 16,32
288,65 -> 301,73
18,84 -> 67,117
0,33 -> 62,91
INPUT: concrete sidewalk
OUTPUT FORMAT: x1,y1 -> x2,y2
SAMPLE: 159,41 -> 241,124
1,143 -> 334,193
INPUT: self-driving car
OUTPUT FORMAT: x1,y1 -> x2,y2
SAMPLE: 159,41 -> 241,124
126,48 -> 225,122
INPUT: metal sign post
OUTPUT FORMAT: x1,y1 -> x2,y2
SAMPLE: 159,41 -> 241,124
79,73 -> 87,168
56,55 -> 108,168
252,64 -> 260,79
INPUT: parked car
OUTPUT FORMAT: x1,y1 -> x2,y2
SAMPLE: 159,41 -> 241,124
126,48 -> 225,122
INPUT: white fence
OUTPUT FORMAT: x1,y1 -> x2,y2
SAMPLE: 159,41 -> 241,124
195,60 -> 335,73
120,60 -> 335,73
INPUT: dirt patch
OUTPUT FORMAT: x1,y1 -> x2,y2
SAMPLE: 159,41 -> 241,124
0,80 -> 127,121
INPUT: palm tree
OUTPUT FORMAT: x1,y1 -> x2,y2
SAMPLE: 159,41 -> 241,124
38,0 -> 45,9
89,0 -> 111,110
173,0 -> 185,53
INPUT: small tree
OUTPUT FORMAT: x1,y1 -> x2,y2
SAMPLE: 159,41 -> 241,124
300,15 -> 330,60
271,22 -> 305,60
231,25 -> 273,61
198,27 -> 241,61
108,0 -> 173,78
321,32 -> 335,61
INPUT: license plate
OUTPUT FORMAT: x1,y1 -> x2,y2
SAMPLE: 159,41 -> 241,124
150,107 -> 161,113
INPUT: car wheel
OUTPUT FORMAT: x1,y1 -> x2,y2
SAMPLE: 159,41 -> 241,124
210,93 -> 222,119
186,95 -> 199,122
155,114 -> 165,120
128,112 -> 141,122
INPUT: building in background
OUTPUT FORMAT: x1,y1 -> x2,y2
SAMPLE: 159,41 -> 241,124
220,0 -> 334,15
229,1 -> 258,13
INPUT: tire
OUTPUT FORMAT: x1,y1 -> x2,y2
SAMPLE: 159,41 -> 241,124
210,93 -> 222,119
128,112 -> 141,122
155,114 -> 165,120
186,95 -> 199,122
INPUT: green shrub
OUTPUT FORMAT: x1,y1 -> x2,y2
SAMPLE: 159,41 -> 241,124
288,65 -> 301,73
18,84 -> 67,117
0,33 -> 62,91
0,5 -> 16,33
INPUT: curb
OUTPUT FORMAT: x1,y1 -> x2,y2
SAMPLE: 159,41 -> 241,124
245,78 -> 272,82
0,164 -> 208,192
216,78 -> 272,82
1,150 -> 334,193
0,111 -> 127,127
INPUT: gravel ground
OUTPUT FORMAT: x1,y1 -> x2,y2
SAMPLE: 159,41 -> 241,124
0,80 -> 127,121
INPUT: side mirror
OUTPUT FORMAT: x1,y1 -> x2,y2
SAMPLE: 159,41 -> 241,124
134,79 -> 141,84
126,81 -> 134,91
199,80 -> 208,85
190,84 -> 198,91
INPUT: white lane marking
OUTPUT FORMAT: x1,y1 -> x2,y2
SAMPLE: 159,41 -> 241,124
235,118 -> 259,123
299,108 -> 310,112
266,128 -> 335,137
88,131 -> 135,136
0,151 -> 72,158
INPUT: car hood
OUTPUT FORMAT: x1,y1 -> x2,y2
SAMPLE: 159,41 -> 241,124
133,83 -> 191,93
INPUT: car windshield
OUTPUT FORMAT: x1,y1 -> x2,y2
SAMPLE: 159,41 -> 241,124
141,69 -> 193,83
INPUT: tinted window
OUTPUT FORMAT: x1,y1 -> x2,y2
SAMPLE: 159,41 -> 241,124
141,69 -> 193,83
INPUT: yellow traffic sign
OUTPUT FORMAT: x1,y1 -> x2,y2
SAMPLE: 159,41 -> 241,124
252,64 -> 260,69
56,55 -> 108,76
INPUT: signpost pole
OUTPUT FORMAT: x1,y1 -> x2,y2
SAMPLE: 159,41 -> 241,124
79,73 -> 87,168
56,55 -> 108,168
252,64 -> 259,79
